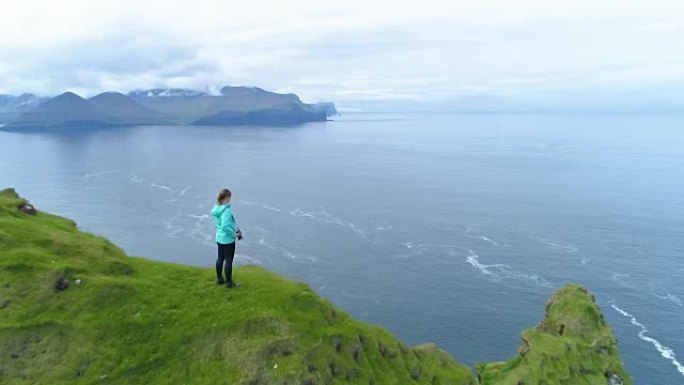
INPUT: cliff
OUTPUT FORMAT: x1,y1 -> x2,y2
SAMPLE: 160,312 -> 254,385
0,189 -> 631,384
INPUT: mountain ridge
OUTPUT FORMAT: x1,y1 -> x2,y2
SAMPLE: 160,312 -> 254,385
1,86 -> 335,129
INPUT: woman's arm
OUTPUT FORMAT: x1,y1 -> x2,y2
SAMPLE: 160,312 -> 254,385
220,209 -> 237,235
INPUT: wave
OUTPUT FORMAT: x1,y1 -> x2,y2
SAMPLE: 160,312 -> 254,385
610,273 -> 631,288
240,199 -> 282,213
466,250 -> 553,288
290,207 -> 365,236
611,304 -> 684,377
246,226 -> 317,263
162,220 -> 184,238
186,214 -> 213,245
529,235 -> 578,253
130,175 -> 176,194
178,186 -> 192,197
188,214 -> 209,220
235,253 -> 263,266
84,170 -> 118,179
464,225 -> 510,247
655,293 -> 683,307
150,183 -> 173,193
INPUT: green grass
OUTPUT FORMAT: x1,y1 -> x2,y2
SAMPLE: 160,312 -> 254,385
0,188 -> 632,384
0,188 -> 474,384
476,284 -> 632,385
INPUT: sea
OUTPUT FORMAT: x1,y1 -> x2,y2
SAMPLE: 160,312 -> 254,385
1,112 -> 682,384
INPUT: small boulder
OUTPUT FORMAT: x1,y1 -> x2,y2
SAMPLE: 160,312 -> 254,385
608,373 -> 624,385
54,277 -> 69,291
18,202 -> 37,215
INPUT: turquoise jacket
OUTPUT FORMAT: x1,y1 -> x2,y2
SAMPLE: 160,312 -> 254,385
211,203 -> 237,244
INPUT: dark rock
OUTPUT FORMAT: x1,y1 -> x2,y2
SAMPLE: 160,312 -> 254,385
410,365 -> 422,380
345,368 -> 359,381
54,277 -> 69,291
332,337 -> 342,352
328,361 -> 339,377
607,373 -> 624,385
18,202 -> 37,215
351,343 -> 361,361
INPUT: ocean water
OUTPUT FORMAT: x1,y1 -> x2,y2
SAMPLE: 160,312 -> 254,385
1,112 -> 683,383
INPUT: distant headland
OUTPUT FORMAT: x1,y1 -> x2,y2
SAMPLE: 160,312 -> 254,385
0,86 -> 338,130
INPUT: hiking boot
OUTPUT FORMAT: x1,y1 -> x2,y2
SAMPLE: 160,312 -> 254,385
217,278 -> 226,285
226,281 -> 239,289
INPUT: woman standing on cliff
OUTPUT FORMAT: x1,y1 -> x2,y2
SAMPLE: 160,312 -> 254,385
211,188 -> 242,288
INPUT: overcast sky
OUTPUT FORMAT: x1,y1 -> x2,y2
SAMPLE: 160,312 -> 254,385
2,0 -> 684,109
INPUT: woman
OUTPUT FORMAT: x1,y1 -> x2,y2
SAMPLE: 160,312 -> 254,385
211,188 -> 241,288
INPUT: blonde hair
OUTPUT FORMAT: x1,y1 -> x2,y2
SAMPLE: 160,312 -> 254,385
216,188 -> 231,204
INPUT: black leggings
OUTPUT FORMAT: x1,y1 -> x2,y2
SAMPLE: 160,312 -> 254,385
216,242 -> 236,282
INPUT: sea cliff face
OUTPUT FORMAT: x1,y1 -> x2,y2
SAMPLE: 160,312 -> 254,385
0,188 -> 631,384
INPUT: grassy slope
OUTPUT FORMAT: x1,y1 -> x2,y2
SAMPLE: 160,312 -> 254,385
0,189 -> 475,385
476,284 -> 632,385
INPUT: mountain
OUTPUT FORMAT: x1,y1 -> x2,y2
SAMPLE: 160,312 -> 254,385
0,93 -> 45,123
2,92 -> 123,130
130,86 -> 330,124
89,92 -> 165,125
314,102 -> 339,117
0,188 -> 632,385
1,86 -> 334,129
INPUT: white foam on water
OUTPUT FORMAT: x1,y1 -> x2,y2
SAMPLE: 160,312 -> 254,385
466,250 -> 552,288
178,186 -> 192,197
163,221 -> 183,238
464,225 -> 509,247
84,170 -> 118,179
581,257 -> 590,265
235,253 -> 263,266
610,273 -> 631,288
529,235 -> 578,253
130,175 -> 145,184
290,207 -> 365,236
186,214 -> 213,245
611,304 -> 684,377
240,199 -> 283,213
150,183 -> 173,193
655,293 -> 683,307
279,248 -> 318,263
245,226 -> 317,263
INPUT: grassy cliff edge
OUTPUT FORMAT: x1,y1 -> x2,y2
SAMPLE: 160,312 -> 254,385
0,189 -> 631,384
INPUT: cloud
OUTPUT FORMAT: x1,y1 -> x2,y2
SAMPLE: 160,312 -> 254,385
1,0 -> 684,107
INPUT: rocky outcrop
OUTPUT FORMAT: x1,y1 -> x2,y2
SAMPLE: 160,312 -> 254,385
477,284 -> 632,384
